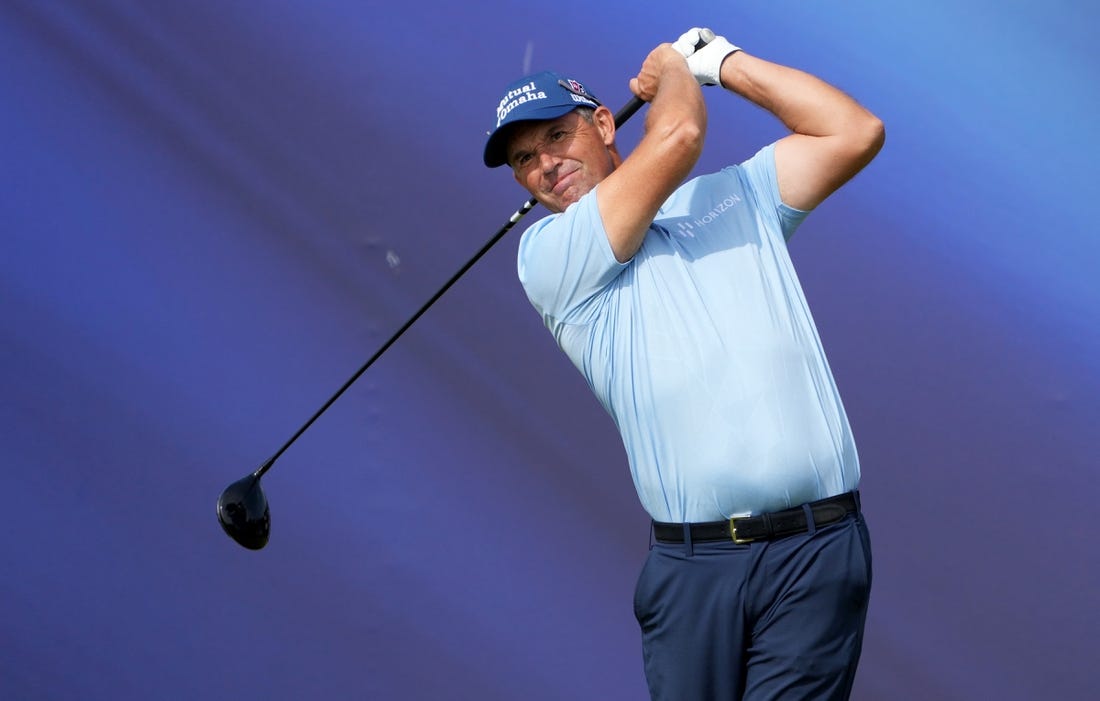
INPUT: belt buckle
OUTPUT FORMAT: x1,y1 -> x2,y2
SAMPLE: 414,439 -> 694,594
729,518 -> 753,544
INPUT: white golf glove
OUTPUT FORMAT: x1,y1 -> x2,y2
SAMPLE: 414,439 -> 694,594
671,27 -> 741,86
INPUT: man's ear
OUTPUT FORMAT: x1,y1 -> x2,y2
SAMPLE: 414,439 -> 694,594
593,106 -> 617,146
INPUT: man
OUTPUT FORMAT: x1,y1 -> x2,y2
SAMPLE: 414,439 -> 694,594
483,27 -> 884,701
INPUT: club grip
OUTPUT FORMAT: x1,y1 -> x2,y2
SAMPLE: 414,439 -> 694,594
613,28 -> 717,127
695,28 -> 716,51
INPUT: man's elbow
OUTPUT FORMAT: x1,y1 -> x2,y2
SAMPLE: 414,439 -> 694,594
857,114 -> 885,162
662,118 -> 705,169
835,114 -> 885,175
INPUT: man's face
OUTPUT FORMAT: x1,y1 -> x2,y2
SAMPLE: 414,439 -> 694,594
506,108 -> 618,213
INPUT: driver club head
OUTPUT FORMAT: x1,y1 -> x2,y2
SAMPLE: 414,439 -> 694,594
217,473 -> 270,550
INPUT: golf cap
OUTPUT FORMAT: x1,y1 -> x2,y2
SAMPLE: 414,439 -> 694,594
483,70 -> 601,168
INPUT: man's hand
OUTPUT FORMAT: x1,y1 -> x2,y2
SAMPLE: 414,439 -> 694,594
672,27 -> 741,87
629,44 -> 690,102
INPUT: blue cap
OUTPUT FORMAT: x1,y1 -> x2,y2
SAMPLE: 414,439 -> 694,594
483,70 -> 601,168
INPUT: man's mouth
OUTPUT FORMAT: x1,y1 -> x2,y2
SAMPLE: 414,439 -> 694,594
551,168 -> 579,197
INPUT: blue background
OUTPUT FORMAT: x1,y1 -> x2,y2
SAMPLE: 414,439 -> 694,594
2,1 -> 1097,699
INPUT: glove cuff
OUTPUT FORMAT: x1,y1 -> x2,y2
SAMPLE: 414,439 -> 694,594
695,36 -> 741,86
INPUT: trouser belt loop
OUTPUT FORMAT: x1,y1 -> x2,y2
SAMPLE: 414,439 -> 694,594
853,489 -> 862,512
682,522 -> 694,557
802,503 -> 816,536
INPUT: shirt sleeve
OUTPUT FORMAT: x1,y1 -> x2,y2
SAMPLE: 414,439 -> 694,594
517,187 -> 629,324
738,143 -> 811,241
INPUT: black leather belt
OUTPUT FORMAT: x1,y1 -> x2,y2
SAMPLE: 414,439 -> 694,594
652,491 -> 859,545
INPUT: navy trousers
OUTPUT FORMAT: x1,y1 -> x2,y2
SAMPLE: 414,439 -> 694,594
633,512 -> 872,700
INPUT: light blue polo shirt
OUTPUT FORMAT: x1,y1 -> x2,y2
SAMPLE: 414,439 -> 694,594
517,144 -> 860,523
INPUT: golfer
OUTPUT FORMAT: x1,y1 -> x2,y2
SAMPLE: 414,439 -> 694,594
484,27 -> 884,700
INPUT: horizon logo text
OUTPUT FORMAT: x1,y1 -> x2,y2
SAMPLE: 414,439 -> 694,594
674,194 -> 743,238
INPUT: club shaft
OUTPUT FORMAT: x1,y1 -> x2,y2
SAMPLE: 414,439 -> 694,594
253,29 -> 718,479
253,196 -> 537,477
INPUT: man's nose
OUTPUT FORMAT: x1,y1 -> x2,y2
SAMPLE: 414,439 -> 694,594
538,149 -> 559,174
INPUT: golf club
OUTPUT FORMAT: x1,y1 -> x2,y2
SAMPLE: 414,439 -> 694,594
217,29 -> 717,550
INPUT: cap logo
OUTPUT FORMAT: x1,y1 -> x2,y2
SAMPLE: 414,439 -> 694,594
496,81 -> 549,127
557,78 -> 599,109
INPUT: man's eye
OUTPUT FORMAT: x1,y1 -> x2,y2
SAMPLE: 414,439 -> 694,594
550,130 -> 567,141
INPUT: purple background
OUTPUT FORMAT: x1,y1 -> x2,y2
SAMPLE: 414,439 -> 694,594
2,2 -> 1097,699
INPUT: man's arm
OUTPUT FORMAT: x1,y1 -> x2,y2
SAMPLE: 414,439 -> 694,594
716,51 -> 885,211
597,45 -> 707,263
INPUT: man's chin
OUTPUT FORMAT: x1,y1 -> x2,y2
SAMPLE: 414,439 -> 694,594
535,195 -> 568,214
533,184 -> 588,214
548,188 -> 587,212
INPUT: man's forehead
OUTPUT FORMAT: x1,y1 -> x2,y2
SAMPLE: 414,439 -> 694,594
507,112 -> 579,151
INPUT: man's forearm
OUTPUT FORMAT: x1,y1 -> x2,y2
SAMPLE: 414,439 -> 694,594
600,46 -> 706,262
718,52 -> 880,140
716,50 -> 884,210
